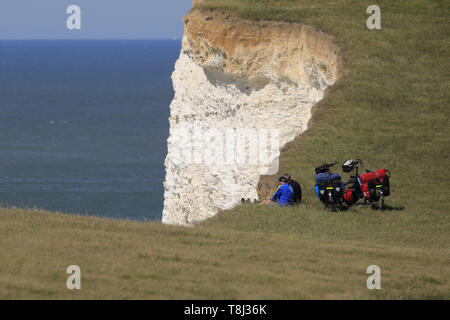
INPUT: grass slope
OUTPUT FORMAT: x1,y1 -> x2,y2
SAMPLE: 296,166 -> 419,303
1,0 -> 449,299
1,208 -> 448,299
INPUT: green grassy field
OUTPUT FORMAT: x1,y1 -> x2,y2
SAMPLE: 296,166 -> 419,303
1,0 -> 449,299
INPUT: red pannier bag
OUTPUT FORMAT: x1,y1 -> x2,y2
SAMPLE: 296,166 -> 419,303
343,188 -> 358,205
360,169 -> 390,199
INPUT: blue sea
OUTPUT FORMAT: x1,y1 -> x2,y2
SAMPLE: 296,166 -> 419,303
0,40 -> 181,221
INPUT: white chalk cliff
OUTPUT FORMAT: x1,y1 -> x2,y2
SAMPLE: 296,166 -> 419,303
162,5 -> 341,225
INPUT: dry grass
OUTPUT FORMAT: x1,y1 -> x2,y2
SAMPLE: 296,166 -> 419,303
1,208 -> 448,299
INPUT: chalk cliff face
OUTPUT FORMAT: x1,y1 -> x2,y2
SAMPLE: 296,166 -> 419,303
162,6 -> 340,225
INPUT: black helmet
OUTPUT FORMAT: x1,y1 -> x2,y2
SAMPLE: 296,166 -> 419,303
281,173 -> 291,181
279,176 -> 288,182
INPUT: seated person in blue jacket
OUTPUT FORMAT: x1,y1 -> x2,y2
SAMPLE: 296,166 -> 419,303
262,176 -> 294,206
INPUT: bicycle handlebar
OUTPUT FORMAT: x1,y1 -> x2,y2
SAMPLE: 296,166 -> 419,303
315,161 -> 338,174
